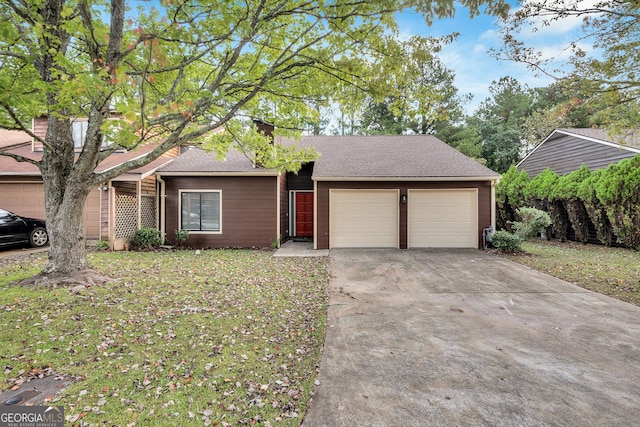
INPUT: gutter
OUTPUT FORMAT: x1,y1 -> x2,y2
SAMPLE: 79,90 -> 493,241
312,176 -> 500,182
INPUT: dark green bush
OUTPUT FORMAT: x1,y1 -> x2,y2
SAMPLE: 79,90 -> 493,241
175,229 -> 190,248
496,166 -> 530,230
553,165 -> 592,243
524,168 -> 558,203
491,230 -> 523,252
510,207 -> 551,240
129,228 -> 163,251
577,169 -> 614,246
595,155 -> 640,249
524,168 -> 571,240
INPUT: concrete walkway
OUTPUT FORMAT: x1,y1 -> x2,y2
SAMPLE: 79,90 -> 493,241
274,240 -> 329,257
303,249 -> 640,426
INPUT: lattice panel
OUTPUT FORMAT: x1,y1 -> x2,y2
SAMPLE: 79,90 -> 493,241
115,194 -> 138,239
141,195 -> 157,229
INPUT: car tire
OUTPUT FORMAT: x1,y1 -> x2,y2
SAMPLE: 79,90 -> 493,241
29,227 -> 48,247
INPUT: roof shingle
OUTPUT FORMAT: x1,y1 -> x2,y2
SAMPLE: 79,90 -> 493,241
159,134 -> 499,179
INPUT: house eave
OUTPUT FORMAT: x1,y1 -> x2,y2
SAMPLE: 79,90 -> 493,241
0,172 -> 42,177
312,176 -> 499,182
516,128 -> 640,169
157,171 -> 280,177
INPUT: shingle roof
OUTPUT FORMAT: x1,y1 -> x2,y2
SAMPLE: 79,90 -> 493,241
158,145 -> 273,173
290,135 -> 498,178
0,143 -> 173,177
159,134 -> 499,179
0,129 -> 31,149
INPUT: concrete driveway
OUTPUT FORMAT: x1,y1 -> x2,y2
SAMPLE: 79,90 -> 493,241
303,249 -> 640,427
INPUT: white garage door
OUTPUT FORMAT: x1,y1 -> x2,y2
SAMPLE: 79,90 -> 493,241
330,189 -> 399,248
408,189 -> 478,248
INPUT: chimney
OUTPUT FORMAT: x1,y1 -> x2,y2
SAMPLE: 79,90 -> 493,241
253,118 -> 274,143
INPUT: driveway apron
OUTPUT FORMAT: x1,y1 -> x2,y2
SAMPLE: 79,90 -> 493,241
303,249 -> 640,427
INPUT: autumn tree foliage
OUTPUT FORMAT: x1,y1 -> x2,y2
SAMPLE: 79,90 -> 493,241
496,0 -> 640,134
0,0 -> 509,283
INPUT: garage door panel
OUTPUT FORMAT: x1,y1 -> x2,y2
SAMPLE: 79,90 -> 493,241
0,183 -> 101,238
0,183 -> 46,219
330,190 -> 398,248
408,189 -> 477,248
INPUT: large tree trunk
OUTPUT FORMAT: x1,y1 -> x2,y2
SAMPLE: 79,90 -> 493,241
40,116 -> 92,276
42,185 -> 91,275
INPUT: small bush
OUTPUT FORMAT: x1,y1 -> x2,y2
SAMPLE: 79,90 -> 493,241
175,229 -> 189,247
95,238 -> 110,251
510,207 -> 551,240
129,228 -> 163,251
491,230 -> 523,252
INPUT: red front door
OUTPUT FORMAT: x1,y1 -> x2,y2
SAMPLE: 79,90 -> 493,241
295,192 -> 314,237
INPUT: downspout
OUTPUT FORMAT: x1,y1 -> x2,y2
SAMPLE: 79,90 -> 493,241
276,174 -> 281,248
108,181 -> 115,249
313,179 -> 318,250
137,180 -> 142,231
491,178 -> 497,231
156,175 -> 166,243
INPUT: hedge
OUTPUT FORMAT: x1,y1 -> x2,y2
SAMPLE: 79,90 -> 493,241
497,155 -> 640,250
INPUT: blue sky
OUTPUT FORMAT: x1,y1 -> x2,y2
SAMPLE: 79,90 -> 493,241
396,1 -> 593,114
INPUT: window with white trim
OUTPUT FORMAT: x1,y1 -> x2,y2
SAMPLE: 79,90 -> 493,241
180,191 -> 221,232
71,119 -> 115,148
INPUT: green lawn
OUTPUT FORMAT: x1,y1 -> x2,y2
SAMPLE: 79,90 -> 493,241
501,239 -> 640,307
0,250 -> 328,426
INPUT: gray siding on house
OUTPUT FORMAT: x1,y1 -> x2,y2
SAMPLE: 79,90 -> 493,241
518,133 -> 638,177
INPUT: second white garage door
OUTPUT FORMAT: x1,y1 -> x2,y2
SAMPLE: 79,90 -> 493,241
330,189 -> 399,248
408,189 -> 478,248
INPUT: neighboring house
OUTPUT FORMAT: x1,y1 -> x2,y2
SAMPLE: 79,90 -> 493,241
517,128 -> 640,177
0,119 -> 176,247
157,132 -> 500,250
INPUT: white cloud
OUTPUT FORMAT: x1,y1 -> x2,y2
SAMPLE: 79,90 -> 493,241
479,29 -> 500,42
512,0 -> 603,39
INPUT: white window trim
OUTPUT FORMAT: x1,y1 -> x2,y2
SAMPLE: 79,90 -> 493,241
70,117 -> 123,150
178,189 -> 222,234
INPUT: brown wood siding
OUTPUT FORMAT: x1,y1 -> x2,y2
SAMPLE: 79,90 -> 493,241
141,175 -> 156,195
113,181 -> 137,195
84,187 -> 101,238
316,181 -> 492,250
32,117 -> 48,151
519,134 -> 637,177
279,174 -> 289,243
164,176 -> 278,248
100,186 -> 109,239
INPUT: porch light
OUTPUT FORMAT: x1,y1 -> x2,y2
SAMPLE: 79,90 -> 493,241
400,194 -> 407,204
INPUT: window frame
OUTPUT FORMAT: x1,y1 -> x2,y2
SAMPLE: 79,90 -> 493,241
70,118 -> 118,149
178,189 -> 222,234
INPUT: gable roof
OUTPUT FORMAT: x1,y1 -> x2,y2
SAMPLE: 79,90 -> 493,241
158,144 -> 277,175
517,128 -> 640,177
555,128 -> 640,149
159,134 -> 499,180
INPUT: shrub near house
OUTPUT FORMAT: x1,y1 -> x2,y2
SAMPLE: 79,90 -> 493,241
496,155 -> 640,250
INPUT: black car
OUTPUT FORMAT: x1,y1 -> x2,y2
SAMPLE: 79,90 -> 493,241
0,208 -> 49,248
